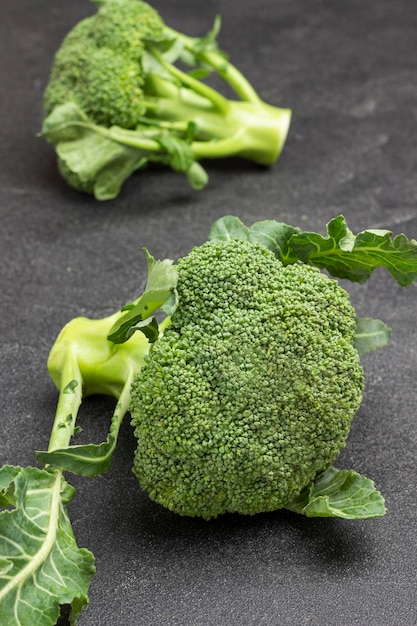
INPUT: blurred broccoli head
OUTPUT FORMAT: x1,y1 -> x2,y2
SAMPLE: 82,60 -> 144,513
43,0 -> 164,128
42,0 -> 293,197
130,240 -> 364,519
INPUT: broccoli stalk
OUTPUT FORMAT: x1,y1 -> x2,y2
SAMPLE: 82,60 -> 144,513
142,39 -> 290,165
45,315 -> 146,471
2,214 -> 417,625
42,250 -> 177,475
41,0 -> 291,199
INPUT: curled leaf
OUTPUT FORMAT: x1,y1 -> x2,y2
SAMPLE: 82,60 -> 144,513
284,466 -> 386,519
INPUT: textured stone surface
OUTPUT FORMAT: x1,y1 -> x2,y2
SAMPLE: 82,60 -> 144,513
1,1 -> 416,625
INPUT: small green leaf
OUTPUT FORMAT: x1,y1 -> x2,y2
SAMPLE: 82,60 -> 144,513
186,121 -> 198,143
154,133 -> 208,190
161,289 -> 179,316
142,37 -> 185,76
130,316 -> 160,343
168,15 -> 226,70
40,101 -> 89,142
209,216 -> 301,263
108,249 -> 178,344
63,379 -> 79,394
0,465 -> 95,625
284,466 -> 386,519
209,215 -> 250,242
186,67 -> 211,80
354,317 -> 392,354
193,15 -> 222,55
37,428 -> 118,478
157,135 -> 195,173
185,161 -> 208,190
247,220 -> 301,263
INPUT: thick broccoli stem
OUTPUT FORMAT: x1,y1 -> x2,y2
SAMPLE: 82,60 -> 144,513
45,311 -> 152,466
146,48 -> 291,165
48,313 -> 151,398
142,73 -> 290,166
147,90 -> 291,166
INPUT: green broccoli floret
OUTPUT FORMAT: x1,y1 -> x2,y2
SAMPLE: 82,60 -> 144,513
41,0 -> 292,199
130,240 -> 364,519
44,0 -> 163,129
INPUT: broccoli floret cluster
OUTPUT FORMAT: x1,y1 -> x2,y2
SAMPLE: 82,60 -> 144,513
41,0 -> 292,199
130,240 -> 364,519
44,0 -> 164,128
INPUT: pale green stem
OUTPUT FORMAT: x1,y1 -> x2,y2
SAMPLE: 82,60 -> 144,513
148,45 -> 230,114
163,26 -> 261,103
47,348 -> 83,452
190,132 -> 246,158
107,369 -> 135,448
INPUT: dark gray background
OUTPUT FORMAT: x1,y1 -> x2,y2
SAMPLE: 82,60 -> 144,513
1,1 -> 417,625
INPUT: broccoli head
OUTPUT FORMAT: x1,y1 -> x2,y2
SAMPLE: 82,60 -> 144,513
130,240 -> 364,519
41,0 -> 292,198
5,213 -> 415,622
44,0 -> 164,129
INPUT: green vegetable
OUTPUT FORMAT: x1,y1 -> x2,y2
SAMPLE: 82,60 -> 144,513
1,214 -> 416,624
130,239 -> 365,518
41,0 -> 291,199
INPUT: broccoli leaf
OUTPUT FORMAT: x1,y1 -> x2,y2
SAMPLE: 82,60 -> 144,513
209,215 -> 301,263
36,416 -> 119,478
289,215 -> 417,285
42,103 -> 148,200
41,100 -> 88,142
208,215 -> 250,242
0,465 -> 95,625
42,103 -> 210,199
354,317 -> 392,354
284,466 -> 386,519
149,16 -> 224,72
210,214 -> 417,286
108,249 -> 178,344
157,135 -> 195,172
184,161 -> 209,190
156,135 -> 208,190
248,220 -> 302,263
192,15 -> 222,56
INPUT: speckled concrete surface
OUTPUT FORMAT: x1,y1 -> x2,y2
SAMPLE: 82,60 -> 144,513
1,1 -> 416,625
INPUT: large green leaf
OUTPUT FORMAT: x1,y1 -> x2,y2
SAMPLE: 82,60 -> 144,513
284,466 -> 386,519
42,102 -> 208,200
209,214 -> 417,286
289,215 -> 417,285
0,465 -> 95,625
